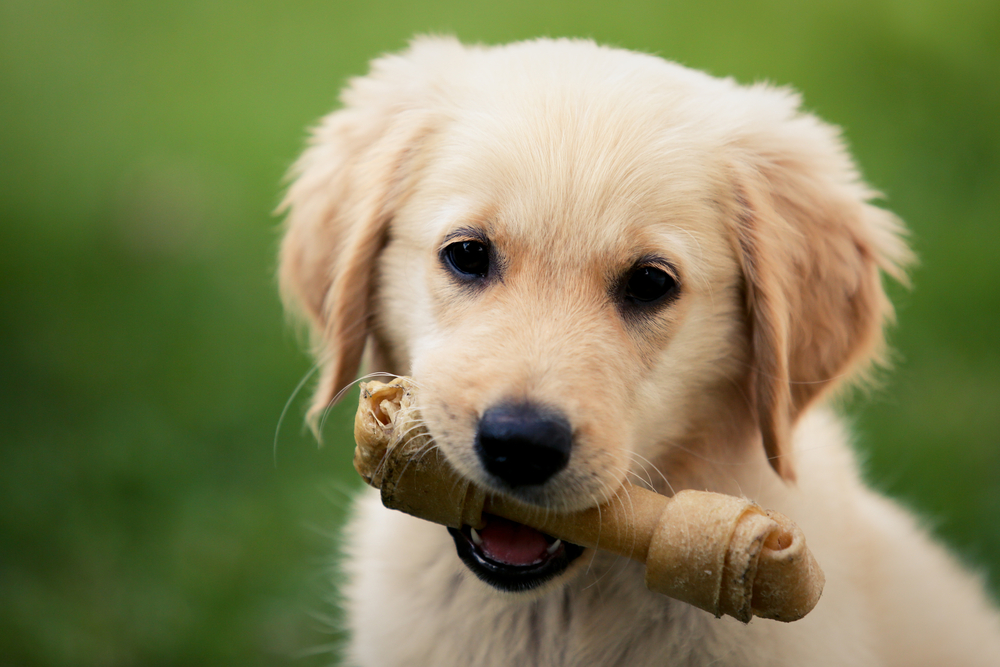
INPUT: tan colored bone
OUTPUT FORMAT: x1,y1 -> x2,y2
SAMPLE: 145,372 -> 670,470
353,377 -> 824,623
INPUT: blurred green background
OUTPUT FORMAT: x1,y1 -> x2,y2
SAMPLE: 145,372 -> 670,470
1,0 -> 998,664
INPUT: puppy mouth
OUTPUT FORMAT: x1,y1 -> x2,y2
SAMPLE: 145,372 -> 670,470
448,514 -> 585,591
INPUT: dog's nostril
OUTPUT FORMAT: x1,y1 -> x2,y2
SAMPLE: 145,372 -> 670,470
475,404 -> 572,487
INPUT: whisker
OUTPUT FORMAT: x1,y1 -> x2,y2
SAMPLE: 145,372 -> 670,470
373,427 -> 432,484
623,460 -> 656,492
274,362 -> 320,466
629,451 -> 675,497
582,492 -> 603,580
334,371 -> 408,405
318,371 -> 407,436
392,433 -> 438,483
583,479 -> 628,592
613,466 -> 641,558
363,401 -> 437,487
610,475 -> 638,579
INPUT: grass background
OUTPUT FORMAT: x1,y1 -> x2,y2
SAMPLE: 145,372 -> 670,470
1,0 -> 998,665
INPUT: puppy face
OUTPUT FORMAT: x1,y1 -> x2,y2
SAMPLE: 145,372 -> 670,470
376,111 -> 746,512
279,37 -> 909,592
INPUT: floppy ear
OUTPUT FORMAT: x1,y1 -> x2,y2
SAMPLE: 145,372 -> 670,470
278,48 -> 444,432
729,91 -> 912,481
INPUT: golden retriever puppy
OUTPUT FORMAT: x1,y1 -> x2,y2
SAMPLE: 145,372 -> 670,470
279,37 -> 1000,666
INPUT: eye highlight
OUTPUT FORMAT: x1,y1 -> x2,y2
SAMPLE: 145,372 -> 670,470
618,262 -> 680,310
625,266 -> 676,303
442,239 -> 491,279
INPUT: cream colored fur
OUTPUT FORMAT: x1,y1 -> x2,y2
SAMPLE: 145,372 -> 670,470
279,37 -> 1000,666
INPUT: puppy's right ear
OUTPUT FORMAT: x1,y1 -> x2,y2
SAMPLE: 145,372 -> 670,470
279,42 -> 451,432
726,88 -> 911,481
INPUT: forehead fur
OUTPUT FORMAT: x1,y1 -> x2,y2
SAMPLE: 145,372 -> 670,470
388,39 -> 762,286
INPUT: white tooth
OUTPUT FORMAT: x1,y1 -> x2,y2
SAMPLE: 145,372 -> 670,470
470,527 -> 483,546
546,539 -> 562,555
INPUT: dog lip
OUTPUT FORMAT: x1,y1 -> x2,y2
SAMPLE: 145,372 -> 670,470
448,517 -> 585,592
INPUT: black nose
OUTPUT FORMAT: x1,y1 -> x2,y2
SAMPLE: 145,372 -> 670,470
475,403 -> 572,487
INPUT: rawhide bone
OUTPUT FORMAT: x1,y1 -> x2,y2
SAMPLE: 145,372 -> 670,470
353,377 -> 824,623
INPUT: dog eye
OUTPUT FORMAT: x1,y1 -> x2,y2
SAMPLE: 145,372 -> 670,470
625,266 -> 678,304
444,240 -> 490,278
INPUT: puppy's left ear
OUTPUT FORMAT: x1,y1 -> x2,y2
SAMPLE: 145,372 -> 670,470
728,89 -> 912,481
279,110 -> 432,432
278,39 -> 458,432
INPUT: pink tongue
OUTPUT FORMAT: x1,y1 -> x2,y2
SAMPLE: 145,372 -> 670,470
478,515 -> 550,566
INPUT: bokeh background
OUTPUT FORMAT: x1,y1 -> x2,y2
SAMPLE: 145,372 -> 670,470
1,0 -> 998,665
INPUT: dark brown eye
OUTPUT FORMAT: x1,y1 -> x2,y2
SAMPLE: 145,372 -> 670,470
625,266 -> 677,303
444,240 -> 490,278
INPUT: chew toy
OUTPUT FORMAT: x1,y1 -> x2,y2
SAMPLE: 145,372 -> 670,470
353,377 -> 824,623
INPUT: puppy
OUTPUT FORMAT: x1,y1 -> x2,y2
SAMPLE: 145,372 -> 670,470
279,37 -> 1000,666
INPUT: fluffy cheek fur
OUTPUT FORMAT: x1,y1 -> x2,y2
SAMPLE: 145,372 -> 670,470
625,275 -> 751,479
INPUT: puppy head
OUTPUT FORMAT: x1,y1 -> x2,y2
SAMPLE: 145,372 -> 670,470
279,37 -> 910,509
